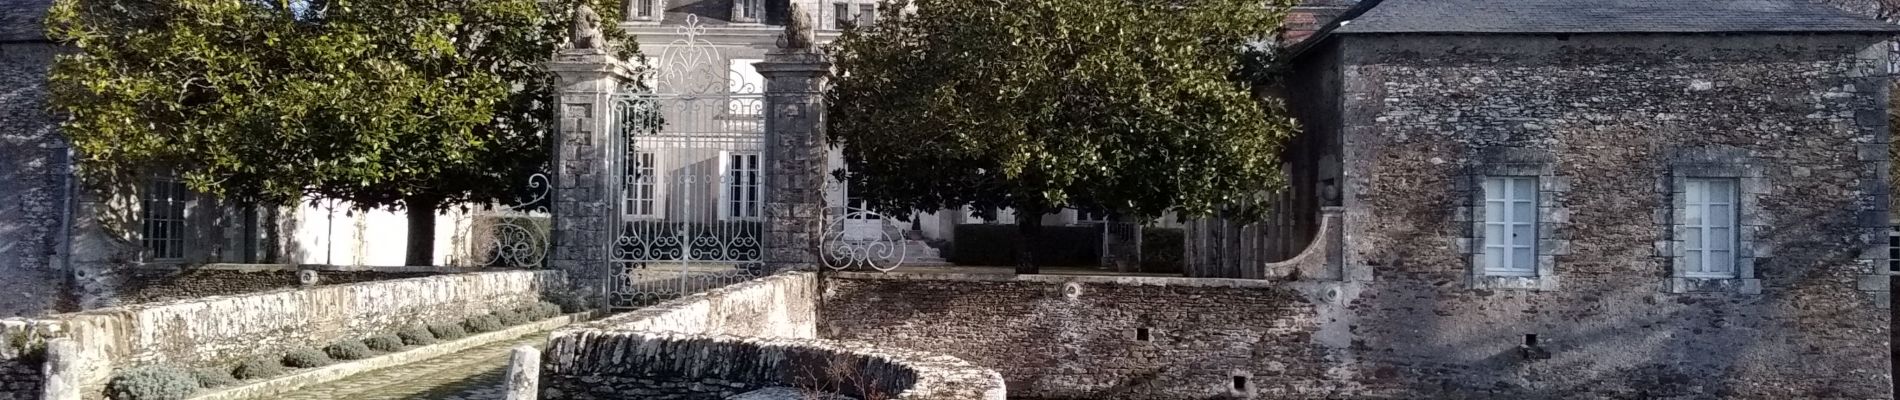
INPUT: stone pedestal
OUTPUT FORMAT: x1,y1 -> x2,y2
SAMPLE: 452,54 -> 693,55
41,338 -> 78,400
503,345 -> 540,400
546,50 -> 635,306
755,51 -> 832,272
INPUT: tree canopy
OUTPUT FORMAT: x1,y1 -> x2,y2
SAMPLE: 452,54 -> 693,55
47,0 -> 636,264
827,0 -> 1301,225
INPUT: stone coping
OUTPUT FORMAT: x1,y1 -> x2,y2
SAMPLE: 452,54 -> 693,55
548,271 -> 1004,399
828,270 -> 1280,289
187,310 -> 593,400
568,271 -> 817,332
73,269 -> 555,312
545,331 -> 1005,400
174,263 -> 502,274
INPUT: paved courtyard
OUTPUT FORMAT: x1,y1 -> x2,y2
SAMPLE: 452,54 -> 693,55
257,331 -> 550,400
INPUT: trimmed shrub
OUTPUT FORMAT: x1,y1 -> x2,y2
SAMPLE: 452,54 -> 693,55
535,301 -> 564,319
283,347 -> 332,368
949,224 -> 1101,266
429,323 -> 468,340
324,340 -> 374,360
232,357 -> 287,380
463,314 -> 505,333
398,325 -> 437,346
107,365 -> 199,400
1140,227 -> 1185,274
364,334 -> 405,352
190,367 -> 238,389
496,309 -> 529,325
545,290 -> 590,314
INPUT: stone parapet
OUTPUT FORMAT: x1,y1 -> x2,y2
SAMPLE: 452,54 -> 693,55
0,270 -> 564,399
543,272 -> 1005,400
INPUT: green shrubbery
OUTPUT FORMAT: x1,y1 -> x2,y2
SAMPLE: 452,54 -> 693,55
232,357 -> 286,380
545,290 -> 590,314
106,308 -> 569,397
398,325 -> 438,346
324,340 -> 375,360
496,309 -> 529,325
429,323 -> 468,340
463,314 -> 505,333
533,301 -> 564,319
283,347 -> 332,368
107,366 -> 199,400
364,334 -> 405,352
190,367 -> 238,389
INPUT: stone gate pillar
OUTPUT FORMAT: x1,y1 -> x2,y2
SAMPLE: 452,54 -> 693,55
546,48 -> 634,305
756,44 -> 832,272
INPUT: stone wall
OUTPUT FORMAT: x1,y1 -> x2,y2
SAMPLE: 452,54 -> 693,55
0,319 -> 60,400
820,273 -> 1329,400
0,270 -> 564,398
1310,33 -> 1892,398
0,41 -> 72,319
543,272 -> 1006,400
568,271 -> 819,338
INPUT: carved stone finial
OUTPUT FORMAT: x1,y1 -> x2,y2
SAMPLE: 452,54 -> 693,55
781,3 -> 815,50
571,3 -> 607,51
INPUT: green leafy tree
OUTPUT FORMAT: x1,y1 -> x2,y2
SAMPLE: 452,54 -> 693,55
827,0 -> 1300,273
47,0 -> 637,265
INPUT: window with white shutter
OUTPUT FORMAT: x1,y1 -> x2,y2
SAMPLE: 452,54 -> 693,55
1481,176 -> 1538,276
1681,178 -> 1738,278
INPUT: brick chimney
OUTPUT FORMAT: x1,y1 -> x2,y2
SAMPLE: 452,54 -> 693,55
1280,0 -> 1358,46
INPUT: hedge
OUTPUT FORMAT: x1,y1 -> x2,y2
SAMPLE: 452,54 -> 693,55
949,224 -> 1101,266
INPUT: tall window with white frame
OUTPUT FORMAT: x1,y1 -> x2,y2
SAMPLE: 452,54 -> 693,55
725,153 -> 762,220
735,0 -> 761,22
832,2 -> 851,29
142,175 -> 190,261
1481,176 -> 1538,276
625,152 -> 657,218
1682,178 -> 1739,278
857,3 -> 877,26
635,0 -> 654,19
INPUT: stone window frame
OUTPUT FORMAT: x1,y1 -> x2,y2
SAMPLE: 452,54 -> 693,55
1658,147 -> 1763,294
1455,148 -> 1568,291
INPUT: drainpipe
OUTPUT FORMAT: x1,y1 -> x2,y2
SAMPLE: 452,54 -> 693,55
56,146 -> 77,310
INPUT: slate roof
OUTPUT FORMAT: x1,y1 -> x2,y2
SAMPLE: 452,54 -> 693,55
1335,0 -> 1900,34
0,0 -> 54,42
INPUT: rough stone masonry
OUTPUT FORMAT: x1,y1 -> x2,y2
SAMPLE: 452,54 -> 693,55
1292,32 -> 1894,398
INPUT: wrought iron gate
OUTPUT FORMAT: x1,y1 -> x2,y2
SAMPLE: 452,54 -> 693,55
607,16 -> 769,309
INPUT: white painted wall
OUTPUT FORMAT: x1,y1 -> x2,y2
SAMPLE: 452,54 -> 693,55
284,200 -> 477,267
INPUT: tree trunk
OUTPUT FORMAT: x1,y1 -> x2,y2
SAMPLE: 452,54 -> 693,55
404,194 -> 443,266
263,206 -> 282,264
1015,209 -> 1042,274
241,203 -> 259,263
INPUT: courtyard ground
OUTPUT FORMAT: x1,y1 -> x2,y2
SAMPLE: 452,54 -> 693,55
252,330 -> 550,400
